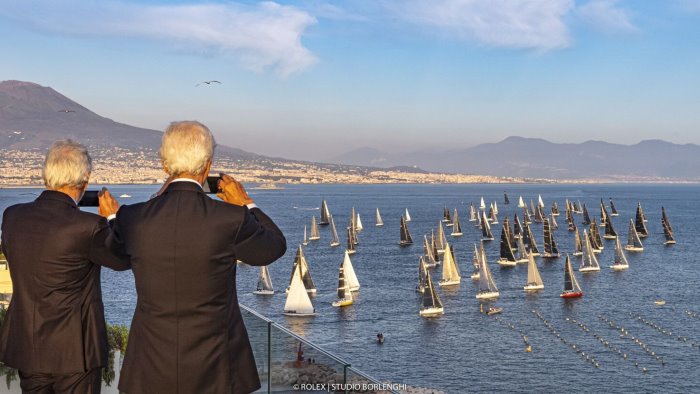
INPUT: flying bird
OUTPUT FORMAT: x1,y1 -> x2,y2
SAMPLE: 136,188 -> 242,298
195,80 -> 222,87
58,109 -> 75,113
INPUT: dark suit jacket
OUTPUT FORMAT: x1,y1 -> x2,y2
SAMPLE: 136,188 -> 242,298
114,181 -> 286,394
0,190 -> 131,373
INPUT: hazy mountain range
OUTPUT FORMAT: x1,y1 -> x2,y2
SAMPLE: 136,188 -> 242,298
331,137 -> 700,180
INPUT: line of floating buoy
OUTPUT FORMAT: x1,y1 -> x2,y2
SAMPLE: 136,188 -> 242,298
567,317 -> 648,373
532,310 -> 600,368
599,315 -> 664,367
629,312 -> 699,349
489,315 -> 533,353
684,309 -> 700,321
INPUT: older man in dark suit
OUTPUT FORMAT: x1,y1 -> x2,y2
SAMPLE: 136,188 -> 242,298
0,140 -> 130,393
114,121 -> 286,393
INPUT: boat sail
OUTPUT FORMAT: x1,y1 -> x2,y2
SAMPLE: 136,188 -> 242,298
303,225 -> 308,246
417,256 -> 428,293
609,198 -> 619,216
404,208 -> 411,222
451,208 -> 463,236
439,242 -> 461,286
469,203 -> 477,222
560,255 -> 583,298
534,205 -> 545,224
356,213 -> 363,232
443,207 -> 452,224
550,212 -> 558,230
497,222 -> 518,267
575,200 -> 583,214
375,208 -> 384,226
420,268 -> 444,317
523,205 -> 532,225
503,217 -> 516,249
476,244 -> 499,299
611,237 -> 629,271
523,252 -> 544,291
582,204 -> 591,225
329,215 -> 340,247
603,214 -> 618,239
542,218 -> 560,259
518,195 -> 526,208
342,250 -> 360,291
493,201 -> 499,215
283,262 -> 316,316
624,219 -> 644,252
599,199 -> 608,227
332,264 -> 354,307
399,216 -> 413,246
254,265 -> 274,295
480,197 -> 486,210
516,235 -> 529,263
309,216 -> 321,241
579,230 -> 601,272
488,203 -> 499,224
346,228 -> 356,255
471,243 -> 481,280
481,211 -> 495,241
567,207 -> 576,231
286,246 -> 317,294
573,228 -> 583,256
538,194 -> 545,208
320,199 -> 331,225
437,223 -> 447,253
589,220 -> 604,252
523,222 -> 540,256
430,230 -> 441,262
504,192 -> 510,205
423,235 -> 438,268
513,214 -> 523,239
635,202 -> 649,237
662,207 -> 676,245
552,201 -> 560,216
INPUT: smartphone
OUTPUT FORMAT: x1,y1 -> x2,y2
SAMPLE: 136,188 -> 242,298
202,175 -> 222,194
78,190 -> 100,207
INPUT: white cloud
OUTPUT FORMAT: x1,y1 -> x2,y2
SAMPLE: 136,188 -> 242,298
0,0 -> 318,77
383,0 -> 575,51
576,0 -> 637,33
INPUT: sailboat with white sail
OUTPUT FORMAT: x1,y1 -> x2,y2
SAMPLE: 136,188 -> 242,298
480,197 -> 486,211
329,215 -> 340,247
471,243 -> 481,280
635,202 -> 649,237
476,245 -> 499,299
481,211 -> 495,241
488,203 -> 499,224
560,255 -> 583,298
538,194 -> 545,209
493,201 -> 499,215
523,252 -> 544,291
552,201 -> 560,216
625,219 -> 644,252
417,256 -> 428,293
451,208 -> 463,236
420,269 -> 444,317
542,218 -> 560,259
375,208 -> 384,227
518,195 -> 526,208
573,228 -> 583,256
437,222 -> 447,253
332,264 -> 354,307
589,220 -> 604,252
439,242 -> 461,286
286,246 -> 317,294
356,213 -> 363,232
302,225 -> 308,246
662,207 -> 676,245
579,230 -> 601,272
469,203 -> 477,222
399,216 -> 413,246
550,211 -> 558,230
320,199 -> 331,225
404,208 -> 411,222
283,262 -> 316,316
346,228 -> 356,255
516,236 -> 529,263
611,237 -> 629,271
513,214 -> 523,239
342,251 -> 360,291
254,265 -> 274,295
309,216 -> 320,241
423,235 -> 438,268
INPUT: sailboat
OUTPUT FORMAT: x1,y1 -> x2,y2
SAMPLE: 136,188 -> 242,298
356,213 -> 363,232
476,244 -> 499,299
253,265 -> 274,295
309,216 -> 321,241
404,208 -> 411,222
523,205 -> 532,225
662,207 -> 676,245
611,237 -> 629,271
589,220 -> 604,252
283,263 -> 316,316
513,214 -> 523,239
609,198 -> 619,216
443,207 -> 452,225
579,230 -> 601,272
469,203 -> 477,222
566,207 -> 576,231
488,203 -> 499,224
320,199 -> 331,225
329,215 -> 340,247
575,200 -> 583,214
417,256 -> 428,293
423,235 -> 438,268
451,208 -> 463,236
375,208 -> 384,227
504,192 -> 510,205
518,195 -> 526,208
497,222 -> 518,267
420,269 -> 444,317
302,225 -> 308,246
573,228 -> 583,256
550,212 -> 558,230
516,235 -> 529,263
342,250 -> 360,291
503,217 -> 516,249
471,243 -> 480,280
560,255 -> 583,298
480,197 -> 486,210
346,228 -> 356,255
603,214 -> 618,240
523,222 -> 540,256
493,201 -> 499,215
286,246 -> 317,294
430,230 -> 441,263
399,216 -> 413,246
624,219 -> 644,252
533,204 -> 544,224
332,264 -> 354,307
542,218 -> 560,259
436,223 -> 447,253
582,204 -> 591,225
538,194 -> 545,208
523,252 -> 544,291
439,242 -> 461,286
599,199 -> 608,227
635,202 -> 649,237
551,201 -> 560,216
481,211 -> 494,241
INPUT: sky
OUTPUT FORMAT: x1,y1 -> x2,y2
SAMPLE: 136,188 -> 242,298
1,0 -> 700,161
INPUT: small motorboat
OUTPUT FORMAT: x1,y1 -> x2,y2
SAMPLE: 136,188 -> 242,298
654,300 -> 666,306
487,307 -> 503,315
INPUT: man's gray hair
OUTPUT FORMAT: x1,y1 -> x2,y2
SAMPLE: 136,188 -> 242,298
160,121 -> 216,176
42,139 -> 92,189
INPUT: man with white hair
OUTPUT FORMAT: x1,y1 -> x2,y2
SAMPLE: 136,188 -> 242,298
113,121 -> 286,393
0,139 -> 130,393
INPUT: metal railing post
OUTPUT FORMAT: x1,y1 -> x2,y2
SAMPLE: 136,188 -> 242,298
267,320 -> 272,394
343,364 -> 348,394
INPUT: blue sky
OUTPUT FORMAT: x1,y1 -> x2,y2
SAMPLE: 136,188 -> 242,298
1,0 -> 699,160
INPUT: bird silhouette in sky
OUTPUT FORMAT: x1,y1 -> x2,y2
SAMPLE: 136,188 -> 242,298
195,80 -> 222,87
58,109 -> 75,113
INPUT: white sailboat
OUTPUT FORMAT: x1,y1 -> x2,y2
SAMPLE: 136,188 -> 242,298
302,225 -> 308,246
476,244 -> 499,299
436,222 -> 447,253
309,216 -> 320,241
332,264 -> 354,307
375,208 -> 384,226
253,265 -> 274,295
417,256 -> 428,293
579,230 -> 601,272
356,213 -> 363,232
493,201 -> 499,215
320,199 -> 331,225
420,269 -> 444,317
523,252 -> 544,291
538,194 -> 545,208
625,219 -> 644,252
283,263 -> 316,316
481,211 -> 494,241
329,215 -> 340,247
423,235 -> 438,268
470,243 -> 480,280
480,197 -> 486,210
518,195 -> 526,208
451,208 -> 463,236
611,236 -> 629,271
516,235 -> 529,263
439,242 -> 461,286
404,208 -> 411,222
342,251 -> 360,291
572,228 -> 583,256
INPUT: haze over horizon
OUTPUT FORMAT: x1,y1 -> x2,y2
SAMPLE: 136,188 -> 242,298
1,0 -> 699,161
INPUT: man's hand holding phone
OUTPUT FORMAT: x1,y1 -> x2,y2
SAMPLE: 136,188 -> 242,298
98,187 -> 120,218
216,174 -> 254,207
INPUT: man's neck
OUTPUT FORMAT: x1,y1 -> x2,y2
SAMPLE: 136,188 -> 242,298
172,173 -> 205,185
52,186 -> 82,204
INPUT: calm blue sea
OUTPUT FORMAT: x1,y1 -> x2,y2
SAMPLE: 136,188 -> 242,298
1,183 -> 699,393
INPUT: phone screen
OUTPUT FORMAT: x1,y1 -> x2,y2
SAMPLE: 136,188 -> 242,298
78,190 -> 100,207
203,176 -> 222,194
